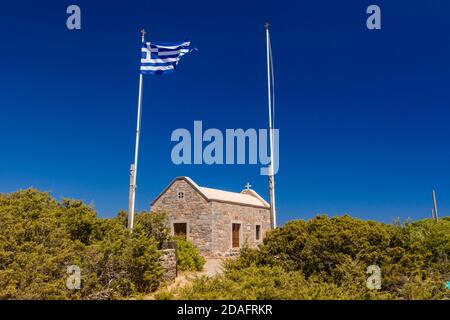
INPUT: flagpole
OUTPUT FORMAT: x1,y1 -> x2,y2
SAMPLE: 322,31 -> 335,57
128,28 -> 146,231
265,22 -> 277,229
432,189 -> 439,223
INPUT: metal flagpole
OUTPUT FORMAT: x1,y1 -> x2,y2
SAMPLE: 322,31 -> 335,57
265,22 -> 277,229
128,28 -> 146,231
432,189 -> 439,223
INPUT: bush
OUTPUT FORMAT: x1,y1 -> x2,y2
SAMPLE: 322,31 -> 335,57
0,189 -> 169,299
174,237 -> 205,272
172,215 -> 450,300
80,220 -> 164,298
153,290 -> 175,300
176,265 -> 392,300
2,189 -> 448,300
133,211 -> 171,248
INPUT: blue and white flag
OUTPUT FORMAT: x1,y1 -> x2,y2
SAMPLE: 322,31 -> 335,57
140,40 -> 191,75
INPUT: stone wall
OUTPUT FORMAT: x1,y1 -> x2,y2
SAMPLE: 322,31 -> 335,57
160,248 -> 177,282
152,179 -> 214,256
210,201 -> 271,257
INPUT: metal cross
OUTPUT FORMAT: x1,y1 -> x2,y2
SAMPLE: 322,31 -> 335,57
245,182 -> 252,190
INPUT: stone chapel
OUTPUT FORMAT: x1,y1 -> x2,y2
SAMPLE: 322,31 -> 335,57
151,176 -> 271,257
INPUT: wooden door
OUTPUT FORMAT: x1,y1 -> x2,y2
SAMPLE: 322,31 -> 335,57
232,223 -> 240,248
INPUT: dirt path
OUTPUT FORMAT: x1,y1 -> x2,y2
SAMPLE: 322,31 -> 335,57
145,258 -> 225,299
201,258 -> 224,277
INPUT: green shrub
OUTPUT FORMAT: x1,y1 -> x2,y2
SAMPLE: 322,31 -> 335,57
176,265 -> 392,300
173,215 -> 450,300
134,212 -> 171,248
174,237 -> 205,271
2,189 -> 448,300
153,290 -> 175,300
0,189 -> 168,299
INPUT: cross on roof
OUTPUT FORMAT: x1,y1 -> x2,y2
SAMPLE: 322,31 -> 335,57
245,182 -> 252,190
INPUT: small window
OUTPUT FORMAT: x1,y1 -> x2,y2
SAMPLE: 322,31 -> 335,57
173,223 -> 187,239
177,191 -> 184,199
255,225 -> 261,241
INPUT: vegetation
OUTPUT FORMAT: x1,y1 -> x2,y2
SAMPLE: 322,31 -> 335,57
174,237 -> 206,272
1,189 -> 448,300
172,215 -> 450,300
0,189 -> 193,299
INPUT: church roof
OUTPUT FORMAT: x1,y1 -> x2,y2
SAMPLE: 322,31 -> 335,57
151,176 -> 270,209
199,186 -> 269,208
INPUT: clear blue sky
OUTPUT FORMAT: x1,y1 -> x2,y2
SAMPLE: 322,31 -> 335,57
1,0 -> 450,224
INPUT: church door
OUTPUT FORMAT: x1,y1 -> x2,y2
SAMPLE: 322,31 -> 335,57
232,223 -> 240,248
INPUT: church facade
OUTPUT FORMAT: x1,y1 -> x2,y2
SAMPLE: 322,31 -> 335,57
151,176 -> 271,257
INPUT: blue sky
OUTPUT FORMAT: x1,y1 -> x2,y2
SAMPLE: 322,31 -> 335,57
1,0 -> 450,224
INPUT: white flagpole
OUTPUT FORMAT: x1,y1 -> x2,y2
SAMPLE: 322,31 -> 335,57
265,22 -> 277,229
128,28 -> 146,231
432,189 -> 439,223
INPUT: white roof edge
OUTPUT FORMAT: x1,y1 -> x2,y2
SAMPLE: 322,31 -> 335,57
153,176 -> 270,208
240,189 -> 270,208
179,176 -> 198,188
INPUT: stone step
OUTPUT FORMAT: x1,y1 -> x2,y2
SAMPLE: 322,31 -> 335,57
225,248 -> 241,257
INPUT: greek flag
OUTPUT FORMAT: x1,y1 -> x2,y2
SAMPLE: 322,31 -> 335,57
140,41 -> 191,75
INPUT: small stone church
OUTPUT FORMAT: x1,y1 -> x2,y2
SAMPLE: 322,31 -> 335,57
151,176 -> 271,257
